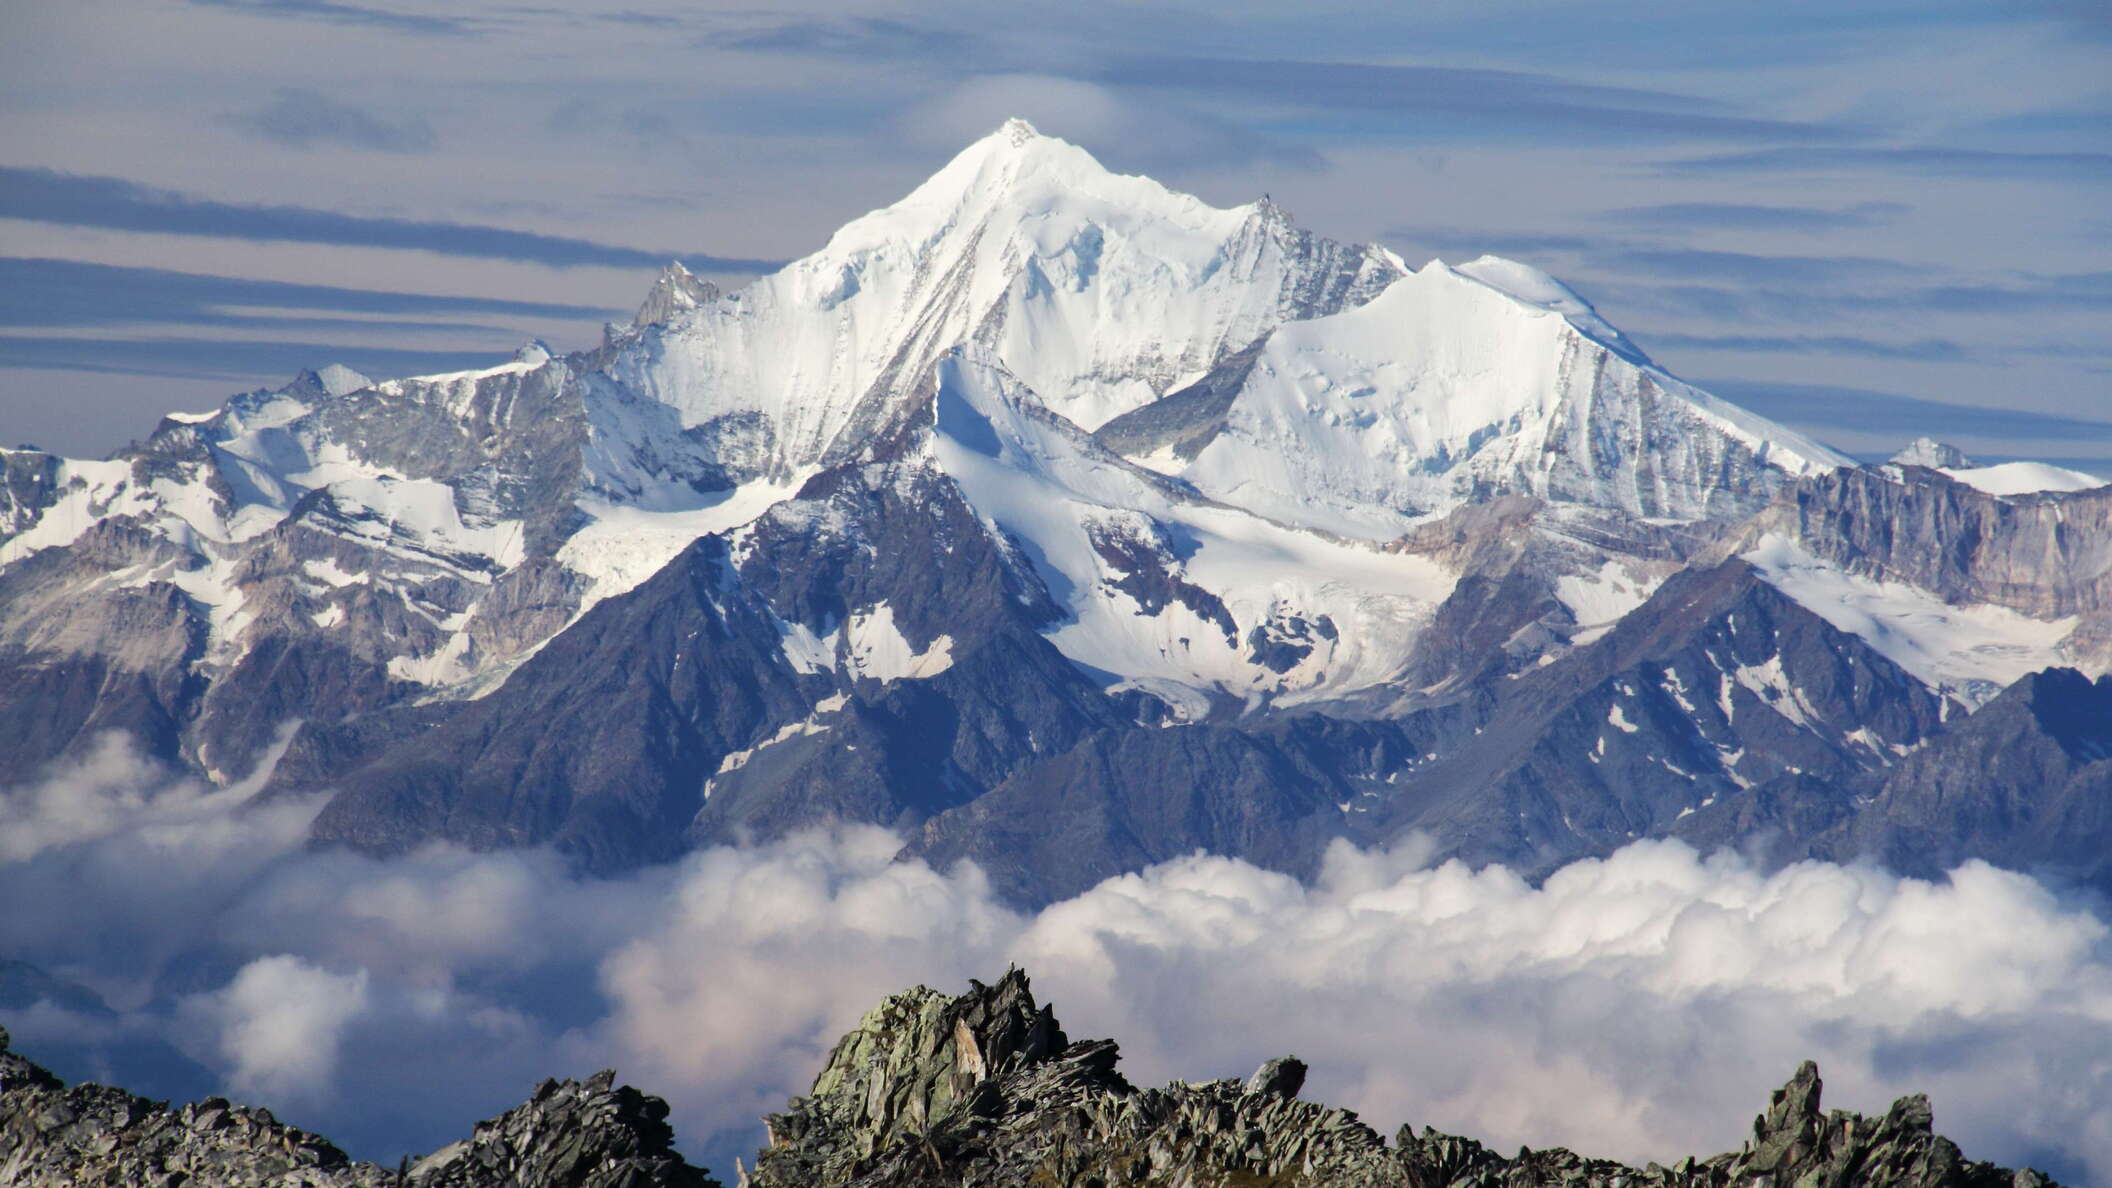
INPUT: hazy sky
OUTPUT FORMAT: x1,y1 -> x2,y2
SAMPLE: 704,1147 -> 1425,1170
1,0 -> 2107,464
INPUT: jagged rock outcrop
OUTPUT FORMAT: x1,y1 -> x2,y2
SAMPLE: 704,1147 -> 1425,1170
635,262 -> 721,330
748,969 -> 1407,1187
406,1070 -> 715,1188
1,1023 -> 387,1187
745,971 -> 2058,1188
0,977 -> 2066,1188
0,1025 -> 717,1188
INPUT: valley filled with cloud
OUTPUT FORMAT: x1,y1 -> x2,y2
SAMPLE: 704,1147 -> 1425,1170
4,734 -> 2106,1183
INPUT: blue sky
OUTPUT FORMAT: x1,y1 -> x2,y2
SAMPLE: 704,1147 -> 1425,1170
1,0 -> 2106,464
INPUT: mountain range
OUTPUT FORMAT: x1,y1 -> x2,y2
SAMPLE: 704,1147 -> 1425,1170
4,118 -> 2109,906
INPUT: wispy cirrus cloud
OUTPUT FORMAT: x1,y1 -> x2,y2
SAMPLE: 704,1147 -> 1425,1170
225,88 -> 436,153
1382,226 -> 1601,262
1596,273 -> 2112,327
899,75 -> 1325,175
0,336 -> 505,385
0,167 -> 781,273
705,14 -> 1860,148
711,15 -> 969,60
1090,56 -> 1862,144
187,0 -> 476,36
1698,378 -> 2112,443
1594,247 -> 1931,287
0,257 -> 613,330
1602,201 -> 1909,234
1645,332 -> 1971,362
1657,144 -> 2112,180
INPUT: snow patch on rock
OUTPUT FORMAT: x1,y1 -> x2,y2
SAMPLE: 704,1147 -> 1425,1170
1743,534 -> 2082,704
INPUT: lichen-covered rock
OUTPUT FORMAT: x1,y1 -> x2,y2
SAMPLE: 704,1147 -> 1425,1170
750,972 -> 1404,1187
0,1024 -> 386,1187
1687,1061 -> 2051,1188
406,1069 -> 715,1188
746,972 -> 2063,1188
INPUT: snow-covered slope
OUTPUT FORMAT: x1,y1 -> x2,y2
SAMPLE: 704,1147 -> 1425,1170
932,348 -> 1456,711
1940,461 -> 2104,496
1886,437 -> 2104,497
1154,259 -> 1850,538
605,119 -> 1401,481
0,116 -> 2097,769
1743,534 -> 2079,703
12,117 -> 2112,902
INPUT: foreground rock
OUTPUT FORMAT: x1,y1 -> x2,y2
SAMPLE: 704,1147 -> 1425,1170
0,1025 -> 717,1188
746,970 -> 2057,1188
0,974 -> 2062,1187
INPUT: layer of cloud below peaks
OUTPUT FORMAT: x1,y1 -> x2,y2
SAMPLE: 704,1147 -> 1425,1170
0,735 -> 2106,1182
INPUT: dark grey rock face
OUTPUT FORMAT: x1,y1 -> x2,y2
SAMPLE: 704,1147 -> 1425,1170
1372,558 -> 1953,878
0,449 -> 61,543
1090,336 -> 1266,461
903,722 -> 1357,904
0,527 -> 203,770
1084,516 -> 1236,647
267,445 -> 2111,908
1759,465 -> 2112,621
303,460 -> 1126,872
1684,667 -> 2112,890
405,1071 -> 716,1188
1841,669 -> 2112,878
12,374 -> 2099,911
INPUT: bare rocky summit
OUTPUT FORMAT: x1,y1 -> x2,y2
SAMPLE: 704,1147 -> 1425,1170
0,971 -> 2063,1188
744,970 -> 2057,1188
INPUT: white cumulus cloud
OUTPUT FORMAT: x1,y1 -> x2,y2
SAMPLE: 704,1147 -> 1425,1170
185,956 -> 370,1104
1,742 -> 2107,1182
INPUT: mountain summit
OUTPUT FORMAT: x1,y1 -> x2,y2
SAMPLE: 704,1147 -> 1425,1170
1,121 -> 2107,899
609,118 -> 1404,483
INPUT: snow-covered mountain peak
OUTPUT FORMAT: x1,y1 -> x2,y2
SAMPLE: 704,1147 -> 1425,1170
1879,438 -> 2100,496
824,117 -> 1250,263
314,363 -> 373,397
1891,437 -> 1975,470
1446,255 -> 1651,365
614,121 -> 1401,476
1113,256 -> 1853,537
634,260 -> 719,329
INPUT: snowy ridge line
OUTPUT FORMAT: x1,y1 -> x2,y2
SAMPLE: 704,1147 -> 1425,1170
1,116 -> 2100,724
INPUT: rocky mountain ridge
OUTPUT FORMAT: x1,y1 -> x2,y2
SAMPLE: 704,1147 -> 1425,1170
0,974 -> 2062,1187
